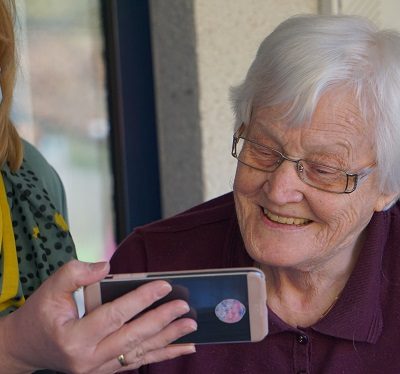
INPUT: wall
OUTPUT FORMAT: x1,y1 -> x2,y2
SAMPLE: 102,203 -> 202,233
150,0 -> 317,217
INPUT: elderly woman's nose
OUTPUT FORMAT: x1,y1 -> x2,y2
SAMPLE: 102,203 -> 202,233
263,160 -> 304,204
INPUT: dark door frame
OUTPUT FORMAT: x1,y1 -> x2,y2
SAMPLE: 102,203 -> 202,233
101,0 -> 162,243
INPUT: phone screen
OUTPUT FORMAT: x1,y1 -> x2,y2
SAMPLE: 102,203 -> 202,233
100,274 -> 251,344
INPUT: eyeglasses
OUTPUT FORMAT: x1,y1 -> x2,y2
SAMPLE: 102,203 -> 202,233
231,125 -> 376,194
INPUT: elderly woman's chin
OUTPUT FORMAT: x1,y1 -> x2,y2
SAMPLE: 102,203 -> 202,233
239,219 -> 321,270
232,185 -> 376,272
233,195 -> 316,268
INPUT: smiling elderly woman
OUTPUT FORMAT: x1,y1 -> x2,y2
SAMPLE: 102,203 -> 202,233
111,15 -> 400,373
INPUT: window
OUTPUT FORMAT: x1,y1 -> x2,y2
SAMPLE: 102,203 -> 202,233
13,0 -> 115,261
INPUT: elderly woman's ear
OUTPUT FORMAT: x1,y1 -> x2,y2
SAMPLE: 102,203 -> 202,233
375,192 -> 399,212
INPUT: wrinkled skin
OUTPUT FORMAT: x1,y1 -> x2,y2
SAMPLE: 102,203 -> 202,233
233,89 -> 397,326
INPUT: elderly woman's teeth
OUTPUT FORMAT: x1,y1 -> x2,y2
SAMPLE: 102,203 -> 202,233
263,208 -> 310,225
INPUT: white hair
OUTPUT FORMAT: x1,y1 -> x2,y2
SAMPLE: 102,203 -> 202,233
230,14 -> 400,194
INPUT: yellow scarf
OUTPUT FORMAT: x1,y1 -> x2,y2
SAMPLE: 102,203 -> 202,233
0,172 -> 25,311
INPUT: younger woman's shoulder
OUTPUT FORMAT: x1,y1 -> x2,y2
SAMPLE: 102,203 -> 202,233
20,140 -> 68,217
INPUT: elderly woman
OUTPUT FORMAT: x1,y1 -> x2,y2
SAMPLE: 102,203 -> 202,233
0,1 -> 196,372
110,14 -> 400,373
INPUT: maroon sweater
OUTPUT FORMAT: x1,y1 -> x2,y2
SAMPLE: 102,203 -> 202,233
110,192 -> 400,374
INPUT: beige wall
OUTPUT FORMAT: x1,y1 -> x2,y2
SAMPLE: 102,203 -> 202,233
150,0 -> 317,217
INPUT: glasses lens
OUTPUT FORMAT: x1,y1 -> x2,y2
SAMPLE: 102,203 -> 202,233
299,160 -> 350,193
235,138 -> 281,171
232,135 -> 358,193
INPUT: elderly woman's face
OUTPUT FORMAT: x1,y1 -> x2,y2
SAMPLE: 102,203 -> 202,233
233,90 -> 391,270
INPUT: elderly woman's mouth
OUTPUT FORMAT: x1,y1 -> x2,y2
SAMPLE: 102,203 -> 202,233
263,208 -> 311,225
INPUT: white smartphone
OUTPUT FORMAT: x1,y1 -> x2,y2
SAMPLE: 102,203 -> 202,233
84,267 -> 268,344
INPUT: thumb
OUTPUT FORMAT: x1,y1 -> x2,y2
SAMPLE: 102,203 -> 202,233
50,259 -> 110,294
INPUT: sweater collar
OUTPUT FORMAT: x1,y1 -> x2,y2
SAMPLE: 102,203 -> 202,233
312,210 -> 389,343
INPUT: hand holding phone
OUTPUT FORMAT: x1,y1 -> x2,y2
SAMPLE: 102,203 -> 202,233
84,267 -> 268,344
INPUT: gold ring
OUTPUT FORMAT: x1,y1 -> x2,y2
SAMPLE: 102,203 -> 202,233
117,353 -> 128,367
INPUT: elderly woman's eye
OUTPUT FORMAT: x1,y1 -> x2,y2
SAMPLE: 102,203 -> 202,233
259,150 -> 275,158
316,167 -> 335,175
252,144 -> 275,157
255,149 -> 278,163
308,163 -> 339,175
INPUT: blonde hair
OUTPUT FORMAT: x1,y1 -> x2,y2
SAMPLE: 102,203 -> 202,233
0,0 -> 22,171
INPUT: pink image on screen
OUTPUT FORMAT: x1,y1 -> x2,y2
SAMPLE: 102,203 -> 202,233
215,299 -> 246,323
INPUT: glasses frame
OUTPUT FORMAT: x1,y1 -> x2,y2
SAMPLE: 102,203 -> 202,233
231,124 -> 376,194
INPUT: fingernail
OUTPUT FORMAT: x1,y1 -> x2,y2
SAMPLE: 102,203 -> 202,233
186,320 -> 198,333
184,344 -> 196,354
156,282 -> 172,298
178,302 -> 190,315
89,261 -> 109,272
187,345 -> 196,353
